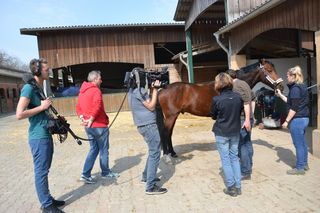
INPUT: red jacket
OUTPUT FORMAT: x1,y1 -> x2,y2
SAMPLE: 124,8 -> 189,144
76,81 -> 109,127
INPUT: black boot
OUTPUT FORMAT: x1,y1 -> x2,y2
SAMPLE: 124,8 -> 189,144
42,204 -> 65,213
235,187 -> 242,195
52,199 -> 65,207
223,185 -> 237,197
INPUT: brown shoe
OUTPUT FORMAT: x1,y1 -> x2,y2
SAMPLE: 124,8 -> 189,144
241,174 -> 251,180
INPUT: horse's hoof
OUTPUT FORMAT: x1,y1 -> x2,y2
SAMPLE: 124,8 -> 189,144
170,153 -> 178,158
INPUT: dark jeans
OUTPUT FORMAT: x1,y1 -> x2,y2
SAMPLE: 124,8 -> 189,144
29,138 -> 54,208
239,118 -> 254,176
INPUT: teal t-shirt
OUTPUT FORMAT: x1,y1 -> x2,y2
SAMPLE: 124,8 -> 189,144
20,84 -> 51,140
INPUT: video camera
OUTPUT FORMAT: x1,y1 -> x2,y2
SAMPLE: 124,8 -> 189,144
124,67 -> 169,89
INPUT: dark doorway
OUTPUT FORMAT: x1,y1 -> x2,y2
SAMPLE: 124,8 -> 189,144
52,62 -> 143,95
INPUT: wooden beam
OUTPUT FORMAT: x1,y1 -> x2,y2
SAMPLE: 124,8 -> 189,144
312,31 -> 320,158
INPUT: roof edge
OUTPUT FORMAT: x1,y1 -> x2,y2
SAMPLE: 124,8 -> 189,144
173,0 -> 185,21
20,22 -> 185,36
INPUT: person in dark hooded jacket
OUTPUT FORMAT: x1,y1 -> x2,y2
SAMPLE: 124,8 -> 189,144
76,70 -> 119,183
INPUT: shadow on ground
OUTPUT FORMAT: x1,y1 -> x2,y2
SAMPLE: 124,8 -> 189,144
253,139 -> 295,168
158,142 -> 216,186
58,153 -> 144,207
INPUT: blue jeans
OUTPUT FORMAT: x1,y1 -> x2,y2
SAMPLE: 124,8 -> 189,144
239,119 -> 254,176
138,123 -> 161,191
215,135 -> 241,188
83,127 -> 110,177
289,117 -> 309,170
29,138 -> 54,208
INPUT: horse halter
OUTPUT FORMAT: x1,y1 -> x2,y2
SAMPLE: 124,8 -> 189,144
259,64 -> 283,89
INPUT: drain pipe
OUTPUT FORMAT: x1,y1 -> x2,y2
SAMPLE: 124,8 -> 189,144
179,53 -> 188,69
214,32 -> 231,68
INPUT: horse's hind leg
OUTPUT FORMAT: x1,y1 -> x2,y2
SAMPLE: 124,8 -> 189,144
168,132 -> 177,158
165,114 -> 179,158
159,126 -> 170,155
155,105 -> 170,156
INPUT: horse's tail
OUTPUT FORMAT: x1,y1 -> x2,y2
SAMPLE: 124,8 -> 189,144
155,94 -> 167,153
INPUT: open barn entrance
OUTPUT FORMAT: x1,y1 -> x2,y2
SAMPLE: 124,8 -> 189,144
51,62 -> 143,97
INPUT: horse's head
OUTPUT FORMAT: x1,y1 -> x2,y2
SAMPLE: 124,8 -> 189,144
258,59 -> 284,92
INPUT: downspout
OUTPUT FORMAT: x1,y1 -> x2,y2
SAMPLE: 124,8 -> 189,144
179,53 -> 188,81
179,53 -> 188,68
214,32 -> 231,68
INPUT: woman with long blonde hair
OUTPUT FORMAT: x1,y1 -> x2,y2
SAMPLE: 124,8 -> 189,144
276,66 -> 309,175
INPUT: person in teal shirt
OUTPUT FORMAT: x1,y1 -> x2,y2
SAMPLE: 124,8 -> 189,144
16,58 -> 65,213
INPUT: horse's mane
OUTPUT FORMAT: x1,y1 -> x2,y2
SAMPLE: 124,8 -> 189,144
236,60 -> 275,78
238,60 -> 275,73
239,62 -> 260,73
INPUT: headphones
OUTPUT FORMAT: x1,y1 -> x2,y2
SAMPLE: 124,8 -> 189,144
30,58 -> 42,76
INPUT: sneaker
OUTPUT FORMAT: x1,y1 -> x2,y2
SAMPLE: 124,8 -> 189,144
145,185 -> 167,195
141,177 -> 161,183
223,185 -> 237,197
42,204 -> 64,213
80,175 -> 96,184
304,165 -> 310,171
52,199 -> 65,207
101,171 -> 120,179
241,174 -> 251,180
287,168 -> 305,175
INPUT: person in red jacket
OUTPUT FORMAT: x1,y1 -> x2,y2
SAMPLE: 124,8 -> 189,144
76,70 -> 119,184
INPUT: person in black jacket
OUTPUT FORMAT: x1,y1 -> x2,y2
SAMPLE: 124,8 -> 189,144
211,72 -> 243,197
276,66 -> 309,175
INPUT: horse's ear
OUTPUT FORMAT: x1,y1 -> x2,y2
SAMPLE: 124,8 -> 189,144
259,58 -> 266,65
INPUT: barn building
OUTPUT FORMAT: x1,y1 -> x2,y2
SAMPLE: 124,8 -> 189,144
0,66 -> 27,114
173,0 -> 320,157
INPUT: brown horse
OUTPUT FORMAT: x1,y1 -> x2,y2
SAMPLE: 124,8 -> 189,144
156,59 -> 284,160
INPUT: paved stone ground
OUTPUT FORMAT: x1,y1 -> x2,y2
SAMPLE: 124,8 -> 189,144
0,112 -> 320,213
